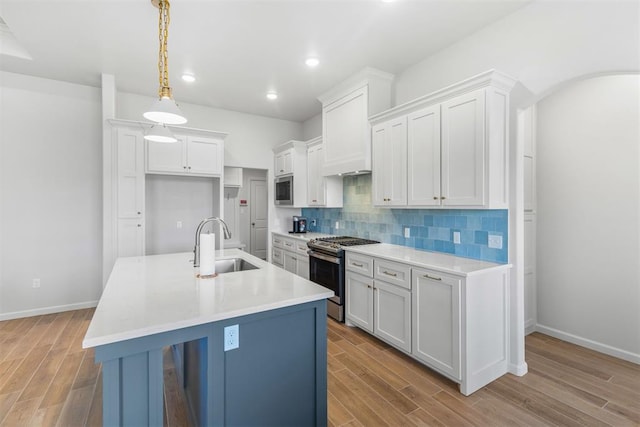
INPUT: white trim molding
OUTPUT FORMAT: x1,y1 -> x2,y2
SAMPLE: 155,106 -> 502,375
0,301 -> 98,322
536,324 -> 640,365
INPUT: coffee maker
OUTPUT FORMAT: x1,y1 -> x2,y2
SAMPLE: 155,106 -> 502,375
292,216 -> 307,233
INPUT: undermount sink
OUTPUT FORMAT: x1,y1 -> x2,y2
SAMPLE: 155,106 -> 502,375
214,258 -> 260,274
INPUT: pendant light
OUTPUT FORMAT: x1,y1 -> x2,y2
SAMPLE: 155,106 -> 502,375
143,0 -> 187,140
145,123 -> 177,143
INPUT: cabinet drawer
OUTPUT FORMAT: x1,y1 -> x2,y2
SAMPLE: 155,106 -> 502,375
296,241 -> 310,256
272,235 -> 284,249
374,259 -> 411,290
345,252 -> 374,277
282,238 -> 296,251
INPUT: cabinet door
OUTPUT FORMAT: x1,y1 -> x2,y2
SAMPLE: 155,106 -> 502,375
345,271 -> 374,333
117,128 -> 145,219
441,89 -> 485,206
117,218 -> 144,257
374,281 -> 411,352
372,118 -> 407,206
407,105 -> 441,206
272,247 -> 284,267
275,150 -> 293,176
187,136 -> 223,176
412,269 -> 461,380
297,256 -> 310,280
283,251 -> 297,274
323,86 -> 368,175
307,145 -> 325,206
146,136 -> 186,173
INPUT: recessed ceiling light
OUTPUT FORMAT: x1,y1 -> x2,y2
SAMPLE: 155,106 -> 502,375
266,92 -> 278,100
305,57 -> 320,68
181,74 -> 195,83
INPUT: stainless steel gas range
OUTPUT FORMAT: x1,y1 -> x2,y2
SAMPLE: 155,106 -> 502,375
307,236 -> 380,321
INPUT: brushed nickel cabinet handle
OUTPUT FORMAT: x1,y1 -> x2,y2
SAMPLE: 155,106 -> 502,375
433,196 -> 438,200
440,196 -> 446,200
352,262 -> 364,267
367,285 -> 372,289
423,274 -> 442,281
383,271 -> 397,277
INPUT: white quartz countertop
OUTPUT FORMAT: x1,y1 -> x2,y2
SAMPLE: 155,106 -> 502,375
83,249 -> 333,348
344,243 -> 511,276
272,231 -> 331,241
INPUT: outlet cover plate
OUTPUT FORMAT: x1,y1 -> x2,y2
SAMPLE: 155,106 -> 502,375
224,324 -> 239,351
488,234 -> 503,249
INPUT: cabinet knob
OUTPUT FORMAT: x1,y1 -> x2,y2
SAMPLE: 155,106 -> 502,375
137,224 -> 142,227
137,211 -> 141,215
433,196 -> 438,200
441,196 -> 446,200
183,166 -> 187,169
280,169 -> 284,172
188,166 -> 191,170
367,285 -> 372,289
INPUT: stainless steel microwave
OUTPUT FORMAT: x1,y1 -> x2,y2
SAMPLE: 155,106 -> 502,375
275,175 -> 294,206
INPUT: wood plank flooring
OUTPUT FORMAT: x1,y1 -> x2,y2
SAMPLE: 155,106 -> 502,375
0,309 -> 638,426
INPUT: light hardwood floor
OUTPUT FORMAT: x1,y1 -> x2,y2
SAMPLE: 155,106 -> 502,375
0,308 -> 638,426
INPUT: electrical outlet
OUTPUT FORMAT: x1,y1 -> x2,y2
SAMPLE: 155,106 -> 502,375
176,221 -> 183,229
224,324 -> 239,351
32,278 -> 41,288
311,219 -> 317,227
335,221 -> 339,229
453,231 -> 461,244
404,227 -> 410,238
488,234 -> 503,249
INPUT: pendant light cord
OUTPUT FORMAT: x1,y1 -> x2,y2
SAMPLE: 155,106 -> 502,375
158,0 -> 172,99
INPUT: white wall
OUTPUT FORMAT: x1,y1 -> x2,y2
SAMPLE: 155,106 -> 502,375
302,113 -> 322,141
0,72 -> 103,318
394,1 -> 640,107
536,75 -> 640,360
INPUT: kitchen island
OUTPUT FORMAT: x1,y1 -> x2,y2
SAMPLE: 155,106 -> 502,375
83,249 -> 333,426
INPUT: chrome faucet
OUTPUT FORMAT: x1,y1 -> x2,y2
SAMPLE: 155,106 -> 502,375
193,217 -> 232,267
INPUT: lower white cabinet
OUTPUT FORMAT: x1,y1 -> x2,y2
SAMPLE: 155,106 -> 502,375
345,271 -> 374,333
345,255 -> 411,351
374,280 -> 411,352
344,247 -> 510,396
412,269 -> 461,380
271,233 -> 310,279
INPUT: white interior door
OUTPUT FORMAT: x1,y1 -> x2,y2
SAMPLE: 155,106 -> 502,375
250,179 -> 268,259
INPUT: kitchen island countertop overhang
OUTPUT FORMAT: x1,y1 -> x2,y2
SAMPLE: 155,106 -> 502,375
83,249 -> 333,349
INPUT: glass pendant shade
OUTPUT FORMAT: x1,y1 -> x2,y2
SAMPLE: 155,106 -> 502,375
143,96 -> 187,125
144,123 -> 178,143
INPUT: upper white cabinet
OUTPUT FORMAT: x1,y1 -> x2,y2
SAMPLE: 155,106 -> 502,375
274,149 -> 293,177
372,117 -> 407,206
370,70 -> 516,209
306,137 -> 343,207
224,167 -> 243,187
147,134 -> 223,177
318,68 -> 394,176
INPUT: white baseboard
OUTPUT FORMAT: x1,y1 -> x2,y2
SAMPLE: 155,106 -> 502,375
525,318 -> 537,335
535,324 -> 640,365
0,301 -> 98,321
509,362 -> 529,376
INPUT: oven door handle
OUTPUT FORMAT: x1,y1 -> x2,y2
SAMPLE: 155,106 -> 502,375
307,250 -> 341,265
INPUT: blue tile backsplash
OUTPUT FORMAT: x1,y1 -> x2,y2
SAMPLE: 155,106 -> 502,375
301,175 -> 508,263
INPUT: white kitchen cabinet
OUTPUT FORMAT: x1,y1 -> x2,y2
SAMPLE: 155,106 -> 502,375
369,70 -> 515,209
115,127 -> 145,258
345,271 -> 374,333
147,135 -> 223,177
407,105 -> 441,206
274,149 -> 293,176
345,254 -> 411,349
412,268 -> 461,380
224,167 -> 243,188
318,68 -> 394,176
344,244 -> 510,396
441,90 -> 485,206
271,233 -> 310,279
374,280 -> 412,353
372,117 -> 407,206
306,137 -> 343,207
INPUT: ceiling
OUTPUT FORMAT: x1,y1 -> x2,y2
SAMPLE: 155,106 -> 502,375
0,0 -> 530,122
